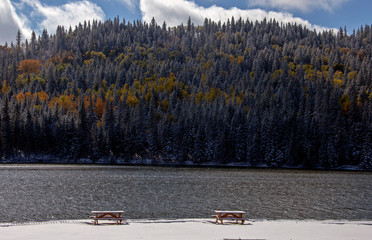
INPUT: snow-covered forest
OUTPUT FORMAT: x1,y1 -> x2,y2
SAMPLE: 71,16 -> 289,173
0,17 -> 371,169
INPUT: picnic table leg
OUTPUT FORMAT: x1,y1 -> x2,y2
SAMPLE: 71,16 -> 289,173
93,214 -> 98,225
220,214 -> 225,224
118,213 -> 123,224
236,214 -> 240,224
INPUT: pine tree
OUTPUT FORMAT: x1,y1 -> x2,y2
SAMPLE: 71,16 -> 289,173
1,98 -> 11,158
75,99 -> 90,159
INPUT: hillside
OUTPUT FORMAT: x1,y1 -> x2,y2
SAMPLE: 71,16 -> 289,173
0,17 -> 371,169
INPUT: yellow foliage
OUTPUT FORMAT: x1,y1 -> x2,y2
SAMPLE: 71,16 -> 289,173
288,62 -> 296,77
201,74 -> 207,86
86,51 -> 106,60
105,89 -> 114,102
165,77 -> 175,93
357,96 -> 362,108
228,55 -> 244,65
347,71 -> 358,80
195,91 -> 204,104
333,71 -> 343,87
115,53 -> 125,62
303,64 -> 314,72
15,73 -> 29,88
83,59 -> 93,66
126,95 -> 139,107
322,56 -> 329,65
237,56 -> 244,65
205,87 -> 218,103
250,72 -> 254,79
236,93 -> 244,105
317,71 -> 323,79
334,78 -> 343,87
144,91 -> 152,103
97,119 -> 102,128
181,89 -> 189,100
305,69 -> 315,80
161,98 -> 169,112
1,80 -> 11,94
228,55 -> 235,64
133,80 -> 141,89
201,60 -> 213,72
271,69 -> 282,79
321,65 -> 329,72
339,47 -> 350,54
144,75 -> 156,84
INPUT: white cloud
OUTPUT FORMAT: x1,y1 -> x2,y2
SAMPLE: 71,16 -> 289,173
20,0 -> 105,34
117,0 -> 137,10
140,0 -> 334,32
247,0 -> 350,12
0,0 -> 32,44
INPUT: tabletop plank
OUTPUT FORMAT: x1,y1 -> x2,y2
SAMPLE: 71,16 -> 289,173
91,211 -> 124,214
214,210 -> 246,214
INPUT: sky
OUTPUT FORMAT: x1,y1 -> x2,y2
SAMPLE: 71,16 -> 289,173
1,0 -> 372,44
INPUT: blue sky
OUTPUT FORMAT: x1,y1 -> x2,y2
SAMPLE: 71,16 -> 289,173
1,0 -> 371,44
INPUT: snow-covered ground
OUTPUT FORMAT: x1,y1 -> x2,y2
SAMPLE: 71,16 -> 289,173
1,219 -> 372,240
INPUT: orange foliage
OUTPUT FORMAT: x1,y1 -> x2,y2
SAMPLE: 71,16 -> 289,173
14,91 -> 33,102
339,95 -> 350,115
37,91 -> 49,102
95,97 -> 106,119
14,91 -> 49,104
84,96 -> 92,110
49,94 -> 78,113
15,92 -> 25,102
18,59 -> 42,74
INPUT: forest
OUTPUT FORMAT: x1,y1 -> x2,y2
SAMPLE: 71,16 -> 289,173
0,17 -> 371,169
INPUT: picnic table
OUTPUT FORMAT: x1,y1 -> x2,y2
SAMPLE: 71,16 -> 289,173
213,210 -> 248,224
90,211 -> 125,225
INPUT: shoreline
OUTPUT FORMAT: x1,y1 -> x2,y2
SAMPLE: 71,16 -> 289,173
2,219 -> 372,240
1,161 -> 371,173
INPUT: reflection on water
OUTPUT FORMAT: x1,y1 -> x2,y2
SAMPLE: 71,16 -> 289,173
0,165 -> 371,222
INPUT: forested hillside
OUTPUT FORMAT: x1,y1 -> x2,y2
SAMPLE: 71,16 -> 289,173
0,17 -> 371,169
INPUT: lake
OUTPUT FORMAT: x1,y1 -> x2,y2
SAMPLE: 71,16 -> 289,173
0,165 -> 371,222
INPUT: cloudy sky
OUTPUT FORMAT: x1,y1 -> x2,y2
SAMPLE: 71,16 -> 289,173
1,0 -> 371,44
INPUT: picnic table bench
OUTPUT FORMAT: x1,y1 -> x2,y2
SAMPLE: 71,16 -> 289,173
90,211 -> 125,225
213,210 -> 248,224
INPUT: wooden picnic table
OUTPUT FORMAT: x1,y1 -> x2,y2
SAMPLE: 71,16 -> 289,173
90,211 -> 125,225
213,210 -> 248,224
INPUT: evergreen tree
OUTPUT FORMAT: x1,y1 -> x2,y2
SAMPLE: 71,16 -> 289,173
1,98 -> 11,158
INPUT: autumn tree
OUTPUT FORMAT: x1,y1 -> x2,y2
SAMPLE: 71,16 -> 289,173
18,59 -> 42,74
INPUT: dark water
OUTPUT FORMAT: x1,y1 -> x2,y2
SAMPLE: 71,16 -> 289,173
0,165 -> 371,222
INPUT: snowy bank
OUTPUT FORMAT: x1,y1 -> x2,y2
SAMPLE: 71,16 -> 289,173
1,219 -> 372,240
